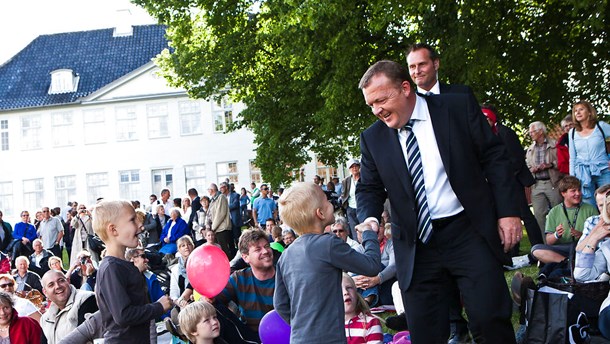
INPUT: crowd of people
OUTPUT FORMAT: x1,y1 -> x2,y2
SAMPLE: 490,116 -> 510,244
0,43 -> 608,344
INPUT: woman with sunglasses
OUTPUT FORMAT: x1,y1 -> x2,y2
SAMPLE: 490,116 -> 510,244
0,274 -> 41,323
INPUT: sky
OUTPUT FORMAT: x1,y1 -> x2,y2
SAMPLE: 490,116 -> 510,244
0,0 -> 157,64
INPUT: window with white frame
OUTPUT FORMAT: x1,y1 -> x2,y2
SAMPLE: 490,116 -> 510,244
185,164 -> 206,193
52,111 -> 74,147
119,170 -> 141,200
152,169 -> 173,195
147,103 -> 169,139
212,98 -> 233,133
216,161 -> 238,183
23,179 -> 44,212
21,115 -> 41,150
1,120 -> 8,151
86,173 -> 109,205
249,160 -> 261,184
115,106 -> 138,141
0,182 -> 13,216
179,100 -> 202,135
55,175 -> 76,208
83,109 -> 106,144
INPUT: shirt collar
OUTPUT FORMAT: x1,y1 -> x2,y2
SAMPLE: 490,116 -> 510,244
417,80 -> 440,95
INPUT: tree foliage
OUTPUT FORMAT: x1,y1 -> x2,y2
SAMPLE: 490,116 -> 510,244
134,0 -> 609,187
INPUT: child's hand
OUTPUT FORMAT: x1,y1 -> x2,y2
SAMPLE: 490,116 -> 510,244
158,295 -> 173,312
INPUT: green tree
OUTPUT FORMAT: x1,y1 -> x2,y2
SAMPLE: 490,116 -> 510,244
134,0 -> 609,186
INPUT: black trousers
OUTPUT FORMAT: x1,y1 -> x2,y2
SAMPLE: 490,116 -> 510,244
403,214 -> 515,344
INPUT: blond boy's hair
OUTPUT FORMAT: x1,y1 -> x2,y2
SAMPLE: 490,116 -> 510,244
279,182 -> 324,234
93,200 -> 133,242
178,301 -> 218,342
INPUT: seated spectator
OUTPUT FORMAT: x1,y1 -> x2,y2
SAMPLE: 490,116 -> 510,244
170,236 -> 194,308
351,223 -> 395,307
574,184 -> 610,282
215,229 -> 276,342
0,273 -> 42,322
531,176 -> 599,266
13,256 -> 43,293
126,247 -> 168,320
342,273 -> 383,344
47,256 -> 67,274
41,270 -> 98,344
0,291 -> 42,343
148,205 -> 169,247
28,239 -> 54,277
281,228 -> 297,247
179,301 -> 227,344
8,211 -> 36,263
160,208 -> 189,255
332,217 -> 361,250
270,225 -> 286,253
0,251 -> 10,274
66,250 -> 97,291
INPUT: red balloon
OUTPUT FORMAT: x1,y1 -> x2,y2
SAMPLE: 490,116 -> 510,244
186,245 -> 230,298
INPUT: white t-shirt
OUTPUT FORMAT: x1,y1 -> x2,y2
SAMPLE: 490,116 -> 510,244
14,296 -> 38,316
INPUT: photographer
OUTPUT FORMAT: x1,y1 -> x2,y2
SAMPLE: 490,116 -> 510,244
66,250 -> 97,291
70,205 -> 96,266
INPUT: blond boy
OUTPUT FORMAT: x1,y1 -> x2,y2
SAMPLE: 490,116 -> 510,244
93,200 -> 172,343
178,301 -> 223,344
273,182 -> 381,343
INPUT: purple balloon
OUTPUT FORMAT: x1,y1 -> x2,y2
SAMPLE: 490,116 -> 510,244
259,310 -> 290,344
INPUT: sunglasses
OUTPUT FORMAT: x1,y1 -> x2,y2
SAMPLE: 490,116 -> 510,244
332,229 -> 345,233
0,282 -> 14,288
135,253 -> 147,259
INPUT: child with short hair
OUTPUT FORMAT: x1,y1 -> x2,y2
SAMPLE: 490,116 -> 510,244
178,301 -> 227,344
342,273 -> 383,344
270,225 -> 285,253
93,200 -> 172,343
274,182 -> 381,343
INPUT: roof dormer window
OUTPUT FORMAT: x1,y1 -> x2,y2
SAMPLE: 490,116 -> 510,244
49,69 -> 79,94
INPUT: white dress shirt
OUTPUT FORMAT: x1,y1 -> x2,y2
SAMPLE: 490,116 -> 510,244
396,95 -> 463,219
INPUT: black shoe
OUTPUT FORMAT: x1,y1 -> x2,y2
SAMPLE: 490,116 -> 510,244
447,331 -> 471,344
165,317 -> 188,342
385,313 -> 408,331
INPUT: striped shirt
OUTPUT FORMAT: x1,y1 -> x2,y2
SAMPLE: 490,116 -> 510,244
345,313 -> 384,344
217,267 -> 275,333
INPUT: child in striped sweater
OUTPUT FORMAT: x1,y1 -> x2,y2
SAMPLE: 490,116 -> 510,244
343,273 -> 383,344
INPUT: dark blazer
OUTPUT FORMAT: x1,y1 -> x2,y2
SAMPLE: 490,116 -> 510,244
228,192 -> 243,228
188,196 -> 202,229
357,92 -> 520,290
28,249 -> 54,277
497,124 -> 535,187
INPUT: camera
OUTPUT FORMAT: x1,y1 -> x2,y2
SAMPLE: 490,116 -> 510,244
80,209 -> 87,214
80,257 -> 87,265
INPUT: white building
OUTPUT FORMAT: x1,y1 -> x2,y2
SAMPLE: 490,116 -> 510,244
0,24 -> 345,223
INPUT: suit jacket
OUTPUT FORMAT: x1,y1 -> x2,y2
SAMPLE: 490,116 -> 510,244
497,124 -> 535,187
228,191 -> 243,228
357,92 -> 519,290
340,176 -> 354,210
188,196 -> 202,229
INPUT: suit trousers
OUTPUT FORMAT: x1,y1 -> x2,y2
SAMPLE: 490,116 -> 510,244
346,207 -> 359,239
403,214 -> 515,344
531,180 -> 561,243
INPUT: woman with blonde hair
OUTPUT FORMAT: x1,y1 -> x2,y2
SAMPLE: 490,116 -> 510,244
569,100 -> 610,205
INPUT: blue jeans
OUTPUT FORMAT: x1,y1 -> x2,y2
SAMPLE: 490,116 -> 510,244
582,169 -> 610,206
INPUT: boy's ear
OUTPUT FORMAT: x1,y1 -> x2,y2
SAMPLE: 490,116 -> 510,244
108,223 -> 118,237
315,207 -> 325,221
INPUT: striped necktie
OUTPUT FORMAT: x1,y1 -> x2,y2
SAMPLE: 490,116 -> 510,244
404,120 -> 433,243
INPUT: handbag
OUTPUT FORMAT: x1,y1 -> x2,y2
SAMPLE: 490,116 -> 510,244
87,234 -> 105,255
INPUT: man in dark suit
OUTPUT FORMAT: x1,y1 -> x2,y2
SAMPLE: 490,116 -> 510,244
187,188 -> 201,232
356,60 -> 521,343
340,158 -> 361,239
404,43 -> 476,342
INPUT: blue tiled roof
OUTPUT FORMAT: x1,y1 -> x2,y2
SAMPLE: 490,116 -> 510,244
0,24 -> 168,111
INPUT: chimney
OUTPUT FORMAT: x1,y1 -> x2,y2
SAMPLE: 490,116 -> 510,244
113,9 -> 133,37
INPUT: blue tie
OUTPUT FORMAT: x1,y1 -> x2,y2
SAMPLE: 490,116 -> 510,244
404,120 -> 433,243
